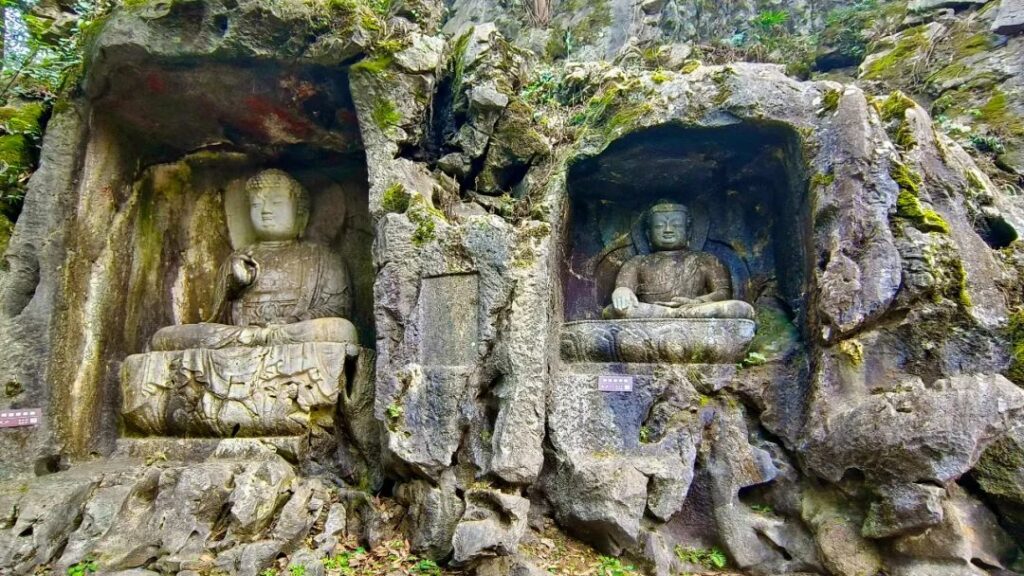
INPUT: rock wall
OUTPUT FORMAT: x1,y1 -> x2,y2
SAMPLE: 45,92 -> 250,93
0,0 -> 1024,575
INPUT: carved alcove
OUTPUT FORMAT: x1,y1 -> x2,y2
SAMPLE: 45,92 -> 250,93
561,122 -> 811,350
58,57 -> 376,457
546,120 -> 815,560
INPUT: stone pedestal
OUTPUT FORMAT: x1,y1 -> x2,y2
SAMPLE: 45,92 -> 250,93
122,343 -> 366,437
560,318 -> 756,364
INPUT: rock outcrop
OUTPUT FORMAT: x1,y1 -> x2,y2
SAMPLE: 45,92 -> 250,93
1,1 -> 1023,575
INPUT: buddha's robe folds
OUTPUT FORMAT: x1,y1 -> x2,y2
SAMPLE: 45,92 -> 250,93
151,240 -> 357,351
604,249 -> 755,320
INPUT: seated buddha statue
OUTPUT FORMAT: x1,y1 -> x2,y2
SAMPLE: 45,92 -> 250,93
604,201 -> 755,320
150,169 -> 358,351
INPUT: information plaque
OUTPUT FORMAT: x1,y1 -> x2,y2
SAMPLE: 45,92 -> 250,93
598,375 -> 634,392
0,408 -> 41,429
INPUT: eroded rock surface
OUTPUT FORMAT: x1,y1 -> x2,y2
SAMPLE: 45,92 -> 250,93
1,1 -> 1024,576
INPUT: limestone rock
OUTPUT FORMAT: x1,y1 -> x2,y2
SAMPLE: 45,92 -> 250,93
706,403 -> 821,575
228,458 -> 296,537
475,100 -> 551,194
802,487 -> 883,576
812,90 -> 902,342
397,472 -> 464,560
861,483 -> 945,539
994,0 -> 1024,35
909,0 -> 988,11
452,489 -> 530,563
0,457 -> 347,574
393,33 -> 445,73
543,456 -> 647,554
890,485 -> 1016,572
804,374 -> 1024,485
472,554 -> 546,576
314,504 -> 347,553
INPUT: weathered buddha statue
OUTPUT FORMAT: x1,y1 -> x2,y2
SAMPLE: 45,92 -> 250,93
150,169 -> 358,351
604,201 -> 755,320
122,169 -> 366,439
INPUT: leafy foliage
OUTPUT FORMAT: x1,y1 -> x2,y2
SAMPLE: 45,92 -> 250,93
596,555 -> 639,576
753,9 -> 789,32
3,0 -> 115,100
411,559 -> 442,575
674,546 -> 728,569
66,559 -> 98,576
323,547 -> 368,574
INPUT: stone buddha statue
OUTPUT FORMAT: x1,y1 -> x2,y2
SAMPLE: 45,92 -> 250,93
605,201 -> 755,320
150,169 -> 358,351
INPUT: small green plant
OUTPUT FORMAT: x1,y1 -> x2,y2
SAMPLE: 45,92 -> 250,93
750,503 -> 775,515
971,134 -> 1006,154
674,546 -> 728,569
753,9 -> 789,33
67,559 -> 98,576
259,569 -> 278,576
597,555 -> 638,575
650,69 -> 670,84
372,98 -> 401,131
288,564 -> 306,576
381,182 -> 410,214
323,547 -> 367,574
639,426 -> 651,444
739,351 -> 767,368
411,559 -> 442,575
387,403 -> 403,419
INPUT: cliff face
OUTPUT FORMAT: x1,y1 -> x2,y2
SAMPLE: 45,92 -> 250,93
1,1 -> 1024,575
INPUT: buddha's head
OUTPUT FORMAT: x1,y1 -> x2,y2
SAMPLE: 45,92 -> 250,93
647,201 -> 689,251
245,169 -> 311,241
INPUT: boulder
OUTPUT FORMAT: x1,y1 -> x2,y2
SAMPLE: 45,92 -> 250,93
994,0 -> 1024,35
452,489 -> 530,563
804,374 -> 1024,485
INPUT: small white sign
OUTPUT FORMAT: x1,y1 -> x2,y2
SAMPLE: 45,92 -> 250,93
0,408 -> 41,429
598,375 -> 634,392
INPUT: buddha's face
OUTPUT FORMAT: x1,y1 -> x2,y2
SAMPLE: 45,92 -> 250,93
649,210 -> 688,251
250,187 -> 299,241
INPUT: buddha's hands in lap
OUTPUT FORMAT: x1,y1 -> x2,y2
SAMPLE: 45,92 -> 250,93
652,296 -> 700,308
611,287 -> 640,313
230,254 -> 258,286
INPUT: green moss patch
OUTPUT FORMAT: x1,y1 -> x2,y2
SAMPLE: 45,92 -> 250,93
820,89 -> 842,114
879,90 -> 916,122
351,54 -> 394,75
748,305 -> 799,361
891,162 -> 950,234
0,213 -> 12,256
382,183 -> 411,214
371,98 -> 401,131
863,25 -> 928,81
811,171 -> 835,188
1006,311 -> 1024,386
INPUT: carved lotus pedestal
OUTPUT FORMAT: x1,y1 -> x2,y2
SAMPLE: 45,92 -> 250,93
560,318 -> 756,364
122,343 -> 371,438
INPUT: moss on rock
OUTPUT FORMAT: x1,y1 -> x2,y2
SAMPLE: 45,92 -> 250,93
747,305 -> 799,361
477,99 -> 549,193
863,25 -> 928,81
372,98 -> 401,131
820,89 -> 841,114
1006,311 -> 1024,386
382,183 -> 411,214
974,429 -> 1024,502
0,212 -> 12,256
878,90 -> 916,122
